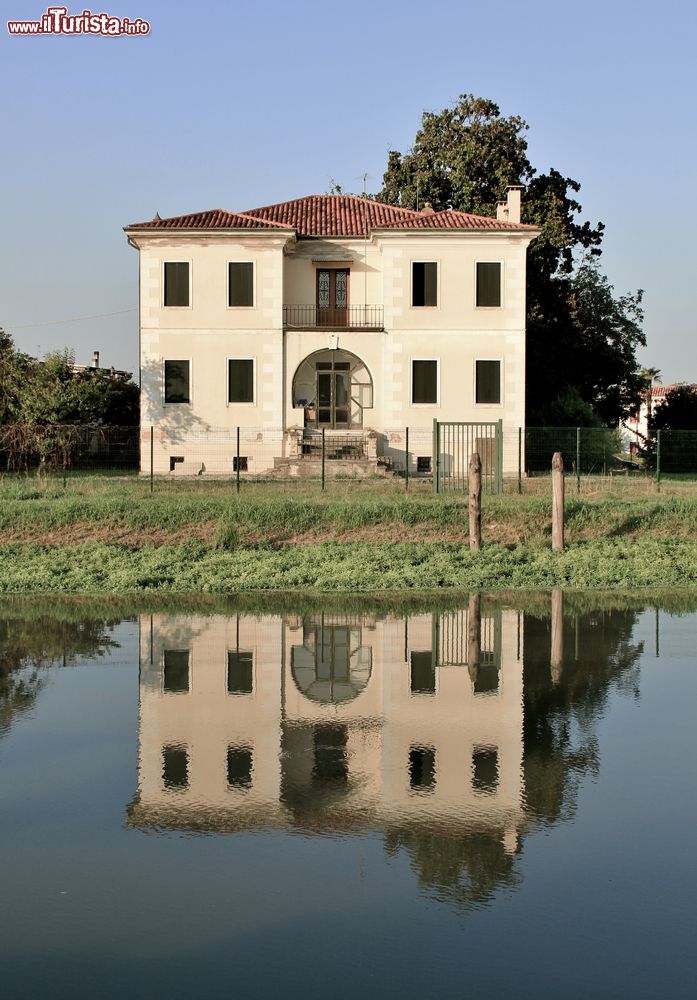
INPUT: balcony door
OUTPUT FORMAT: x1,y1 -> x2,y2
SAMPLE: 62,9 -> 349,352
317,269 -> 348,327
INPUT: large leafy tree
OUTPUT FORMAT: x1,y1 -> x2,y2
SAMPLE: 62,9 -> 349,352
378,94 -> 645,425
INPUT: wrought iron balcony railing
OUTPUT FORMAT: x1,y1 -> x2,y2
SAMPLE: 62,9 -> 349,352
283,305 -> 384,330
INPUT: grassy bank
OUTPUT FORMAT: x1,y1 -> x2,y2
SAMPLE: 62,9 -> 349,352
3,479 -> 697,593
2,537 -> 697,594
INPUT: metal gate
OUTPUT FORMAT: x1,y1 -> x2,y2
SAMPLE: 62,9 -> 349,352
433,419 -> 503,494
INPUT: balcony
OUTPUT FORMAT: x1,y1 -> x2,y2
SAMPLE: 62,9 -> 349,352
283,305 -> 384,331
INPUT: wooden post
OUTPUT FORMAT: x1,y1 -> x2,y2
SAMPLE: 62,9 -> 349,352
467,592 -> 481,685
469,451 -> 482,551
552,451 -> 564,551
551,588 -> 564,684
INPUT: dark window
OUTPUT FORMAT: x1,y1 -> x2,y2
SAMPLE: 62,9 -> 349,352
228,359 -> 254,403
412,261 -> 437,306
417,456 -> 432,473
169,456 -> 184,471
164,261 -> 189,307
232,456 -> 248,472
164,360 -> 190,404
163,649 -> 189,693
472,747 -> 499,793
227,746 -> 253,788
474,663 -> 499,694
412,360 -> 438,404
476,360 -> 501,404
313,724 -> 348,784
476,262 -> 501,307
409,746 -> 436,790
410,651 -> 435,694
227,650 -> 253,694
229,262 -> 254,307
162,745 -> 188,788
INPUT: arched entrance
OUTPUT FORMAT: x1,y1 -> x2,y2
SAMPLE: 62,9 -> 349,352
292,349 -> 373,430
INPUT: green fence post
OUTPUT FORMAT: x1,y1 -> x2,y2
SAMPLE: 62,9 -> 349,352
518,426 -> 522,494
433,419 -> 440,494
321,428 -> 326,491
576,427 -> 581,494
236,427 -> 241,494
405,426 -> 409,491
150,425 -> 154,494
497,419 -> 503,494
656,429 -> 662,492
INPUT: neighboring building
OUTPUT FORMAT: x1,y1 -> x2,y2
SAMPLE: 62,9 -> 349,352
623,383 -> 697,454
125,190 -> 538,477
68,349 -> 132,380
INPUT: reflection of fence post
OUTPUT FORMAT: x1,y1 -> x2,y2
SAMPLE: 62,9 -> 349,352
518,427 -> 522,494
321,427 -> 326,491
405,426 -> 409,491
150,425 -> 154,494
552,451 -> 565,551
469,451 -> 482,550
236,427 -> 240,494
467,592 -> 481,684
551,588 -> 564,684
576,426 -> 581,494
656,429 -> 662,492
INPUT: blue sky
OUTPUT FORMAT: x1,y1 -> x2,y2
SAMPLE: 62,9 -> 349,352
1,0 -> 695,380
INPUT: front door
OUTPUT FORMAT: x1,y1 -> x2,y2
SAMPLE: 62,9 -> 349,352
316,361 -> 350,428
317,269 -> 348,327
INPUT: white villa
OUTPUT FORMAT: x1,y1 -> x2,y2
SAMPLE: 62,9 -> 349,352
125,190 -> 538,477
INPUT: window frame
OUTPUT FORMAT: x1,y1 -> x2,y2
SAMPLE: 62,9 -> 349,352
474,260 -> 503,309
474,358 -> 503,407
226,357 -> 256,406
162,259 -> 192,309
410,259 -> 439,309
161,648 -> 191,695
225,647 -> 255,696
410,357 -> 440,407
163,358 -> 193,406
227,260 -> 256,310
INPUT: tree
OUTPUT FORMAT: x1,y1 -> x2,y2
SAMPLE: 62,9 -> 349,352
642,385 -> 697,472
378,94 -> 645,425
638,366 -> 662,425
0,328 -> 34,423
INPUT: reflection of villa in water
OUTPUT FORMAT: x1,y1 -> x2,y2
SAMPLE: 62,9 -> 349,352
129,609 -> 526,854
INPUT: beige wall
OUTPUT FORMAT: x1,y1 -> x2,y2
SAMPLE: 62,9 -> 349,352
130,227 -> 532,475
133,609 -> 525,847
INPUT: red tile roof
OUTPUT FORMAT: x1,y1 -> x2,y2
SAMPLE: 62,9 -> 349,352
127,209 -> 293,231
127,195 -> 537,236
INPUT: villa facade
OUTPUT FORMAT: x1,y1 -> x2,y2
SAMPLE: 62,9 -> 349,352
125,190 -> 538,477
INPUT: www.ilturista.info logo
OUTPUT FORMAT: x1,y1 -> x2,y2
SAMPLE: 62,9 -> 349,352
7,6 -> 150,35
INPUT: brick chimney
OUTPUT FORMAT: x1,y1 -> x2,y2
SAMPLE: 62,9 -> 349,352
420,202 -> 435,215
496,185 -> 523,224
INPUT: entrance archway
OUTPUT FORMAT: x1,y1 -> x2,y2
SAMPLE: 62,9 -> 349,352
292,349 -> 373,430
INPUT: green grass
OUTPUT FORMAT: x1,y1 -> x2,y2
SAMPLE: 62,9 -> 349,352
2,537 -> 697,594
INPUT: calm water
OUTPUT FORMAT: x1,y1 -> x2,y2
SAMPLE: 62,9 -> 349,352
1,596 -> 695,999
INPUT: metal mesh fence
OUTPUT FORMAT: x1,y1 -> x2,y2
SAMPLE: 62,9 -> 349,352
3,423 -> 697,493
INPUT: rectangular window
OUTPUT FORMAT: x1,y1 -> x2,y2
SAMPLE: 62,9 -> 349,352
163,261 -> 190,307
164,360 -> 190,404
227,746 -> 253,788
412,360 -> 438,405
227,650 -> 253,694
476,262 -> 501,307
412,261 -> 437,306
162,745 -> 189,789
163,650 -> 190,693
410,651 -> 436,694
409,746 -> 436,791
475,360 -> 501,405
228,262 -> 254,307
472,746 -> 499,793
228,359 -> 254,404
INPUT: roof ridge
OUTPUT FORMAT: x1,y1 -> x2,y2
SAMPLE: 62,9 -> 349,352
243,193 -> 423,218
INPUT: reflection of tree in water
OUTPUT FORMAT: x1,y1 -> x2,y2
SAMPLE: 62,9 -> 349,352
523,608 -> 642,825
0,615 -> 120,738
385,826 -> 520,911
387,606 -> 643,912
